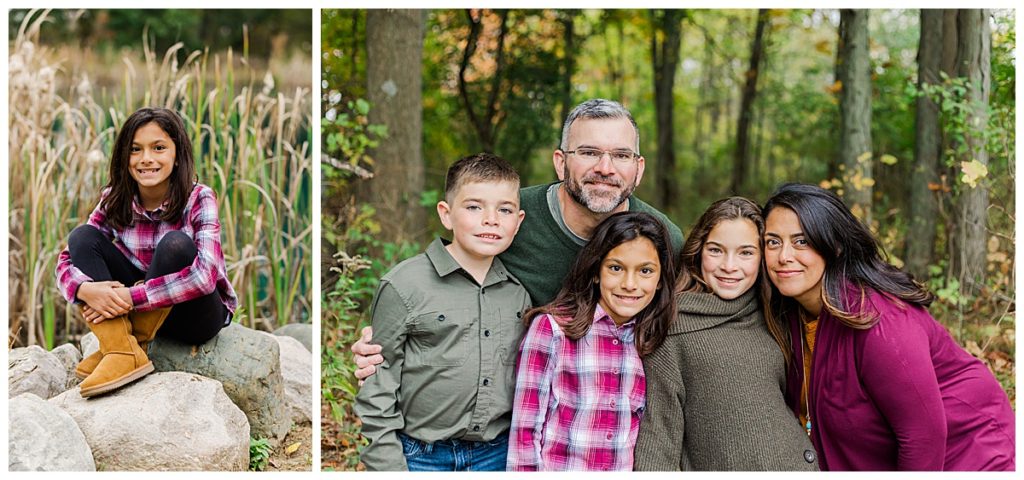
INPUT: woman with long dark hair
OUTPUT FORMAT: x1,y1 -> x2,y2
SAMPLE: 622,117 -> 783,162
762,183 -> 1014,471
56,107 -> 237,398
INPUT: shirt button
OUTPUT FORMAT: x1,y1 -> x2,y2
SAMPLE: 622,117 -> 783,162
516,311 -> 522,318
804,450 -> 816,463
438,314 -> 446,322
484,329 -> 491,337
605,433 -> 612,440
482,378 -> 490,386
610,400 -> 616,407
613,368 -> 620,374
612,339 -> 619,345
473,425 -> 481,432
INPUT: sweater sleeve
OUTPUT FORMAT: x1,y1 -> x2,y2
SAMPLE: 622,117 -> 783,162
633,342 -> 687,471
127,186 -> 225,311
353,281 -> 410,471
857,305 -> 946,470
55,196 -> 116,303
507,314 -> 559,471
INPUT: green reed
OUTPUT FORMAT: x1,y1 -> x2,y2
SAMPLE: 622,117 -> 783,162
8,10 -> 311,348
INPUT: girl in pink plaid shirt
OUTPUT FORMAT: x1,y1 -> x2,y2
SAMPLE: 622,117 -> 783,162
507,211 -> 677,471
55,107 -> 237,398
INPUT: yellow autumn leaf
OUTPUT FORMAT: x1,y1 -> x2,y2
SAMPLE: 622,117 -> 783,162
960,159 -> 988,188
988,235 -> 1000,253
880,154 -> 898,165
285,442 -> 301,455
856,151 -> 872,164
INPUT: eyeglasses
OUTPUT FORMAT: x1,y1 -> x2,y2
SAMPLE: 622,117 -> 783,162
562,147 -> 639,165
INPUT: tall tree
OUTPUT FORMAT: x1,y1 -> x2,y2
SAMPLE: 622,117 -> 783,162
693,29 -> 714,168
837,9 -> 873,222
366,9 -> 426,244
731,9 -> 769,195
906,9 -> 944,280
950,9 -> 991,289
458,9 -> 509,154
651,9 -> 685,210
558,10 -> 580,124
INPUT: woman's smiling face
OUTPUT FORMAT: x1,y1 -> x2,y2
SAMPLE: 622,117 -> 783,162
764,207 -> 826,314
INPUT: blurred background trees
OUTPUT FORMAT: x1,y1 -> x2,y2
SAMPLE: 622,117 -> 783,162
319,9 -> 1014,470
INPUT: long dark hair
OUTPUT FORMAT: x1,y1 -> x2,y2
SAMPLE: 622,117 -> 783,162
762,183 -> 933,343
101,107 -> 197,229
675,197 -> 787,360
524,211 -> 677,357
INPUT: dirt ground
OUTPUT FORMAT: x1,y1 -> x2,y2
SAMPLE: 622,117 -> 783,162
320,401 -> 365,471
266,422 -> 313,471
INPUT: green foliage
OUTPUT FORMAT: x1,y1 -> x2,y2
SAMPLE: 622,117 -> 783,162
249,437 -> 272,471
9,9 -> 312,58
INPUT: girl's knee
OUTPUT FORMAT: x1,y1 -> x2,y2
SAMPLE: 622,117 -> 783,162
155,231 -> 197,257
151,231 -> 197,272
68,225 -> 106,251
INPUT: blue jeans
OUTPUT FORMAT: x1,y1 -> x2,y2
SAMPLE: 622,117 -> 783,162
398,431 -> 509,471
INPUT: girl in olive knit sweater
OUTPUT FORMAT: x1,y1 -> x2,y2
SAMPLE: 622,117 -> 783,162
633,197 -> 817,471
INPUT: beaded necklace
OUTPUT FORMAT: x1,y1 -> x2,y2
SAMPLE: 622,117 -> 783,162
800,309 -> 816,436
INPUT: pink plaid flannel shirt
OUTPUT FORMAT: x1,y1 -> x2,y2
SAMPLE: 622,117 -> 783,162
507,304 -> 646,471
56,183 -> 237,313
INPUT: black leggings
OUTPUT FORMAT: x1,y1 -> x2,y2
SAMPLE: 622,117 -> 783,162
67,225 -> 229,344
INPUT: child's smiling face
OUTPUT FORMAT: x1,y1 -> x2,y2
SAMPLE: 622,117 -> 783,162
128,121 -> 176,197
597,236 -> 661,325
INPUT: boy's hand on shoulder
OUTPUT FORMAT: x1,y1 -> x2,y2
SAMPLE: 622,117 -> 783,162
352,325 -> 384,385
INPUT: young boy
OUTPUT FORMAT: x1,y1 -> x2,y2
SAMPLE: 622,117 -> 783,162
355,153 -> 531,471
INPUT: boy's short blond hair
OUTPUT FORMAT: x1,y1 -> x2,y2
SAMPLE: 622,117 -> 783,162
445,153 -> 521,203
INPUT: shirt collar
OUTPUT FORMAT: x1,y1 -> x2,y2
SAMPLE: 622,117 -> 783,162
424,237 -> 519,288
131,194 -> 170,216
593,302 -> 638,330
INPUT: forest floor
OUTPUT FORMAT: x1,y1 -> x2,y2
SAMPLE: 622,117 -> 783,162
267,422 -> 313,471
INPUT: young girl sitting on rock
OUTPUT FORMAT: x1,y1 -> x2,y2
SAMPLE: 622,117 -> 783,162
55,107 -> 237,398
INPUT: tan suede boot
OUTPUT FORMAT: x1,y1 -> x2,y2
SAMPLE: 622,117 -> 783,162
74,350 -> 103,381
79,314 -> 154,398
74,307 -> 171,380
130,307 -> 172,349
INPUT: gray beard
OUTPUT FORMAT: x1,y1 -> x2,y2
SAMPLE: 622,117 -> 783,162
563,166 -> 635,214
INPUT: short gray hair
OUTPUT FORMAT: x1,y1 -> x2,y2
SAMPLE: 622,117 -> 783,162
558,99 -> 640,152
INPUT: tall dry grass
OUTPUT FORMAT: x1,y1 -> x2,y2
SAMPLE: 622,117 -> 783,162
8,10 -> 312,348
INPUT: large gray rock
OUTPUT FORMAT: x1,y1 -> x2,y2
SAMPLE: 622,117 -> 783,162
9,393 -> 95,471
9,346 -> 67,399
50,372 -> 248,471
50,343 -> 83,389
266,333 -> 313,424
272,323 -> 312,352
148,323 -> 289,443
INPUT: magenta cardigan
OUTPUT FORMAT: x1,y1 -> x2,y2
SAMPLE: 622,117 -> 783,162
784,287 -> 1015,471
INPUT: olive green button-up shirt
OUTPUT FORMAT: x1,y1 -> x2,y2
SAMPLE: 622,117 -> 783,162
354,238 -> 532,471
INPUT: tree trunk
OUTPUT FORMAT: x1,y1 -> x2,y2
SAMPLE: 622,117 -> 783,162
731,9 -> 769,195
652,10 -> 685,209
906,9 -> 944,281
694,33 -> 713,169
366,9 -> 426,244
951,9 -> 991,290
837,9 -> 873,222
457,9 -> 509,153
559,10 -> 578,125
